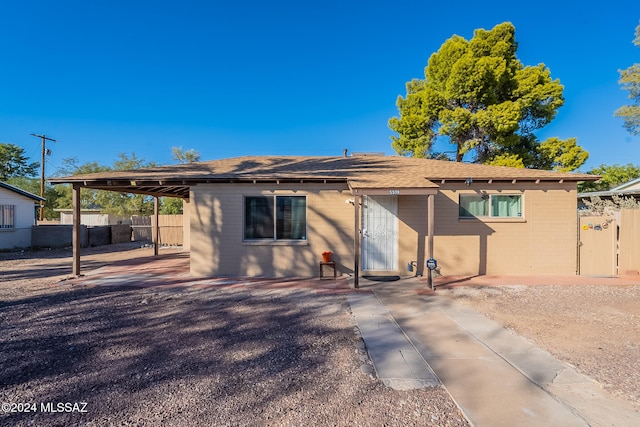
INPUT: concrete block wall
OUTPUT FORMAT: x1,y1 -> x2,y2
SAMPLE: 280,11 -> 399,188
433,182 -> 578,276
190,183 -> 355,278
31,225 -> 122,248
189,181 -> 580,279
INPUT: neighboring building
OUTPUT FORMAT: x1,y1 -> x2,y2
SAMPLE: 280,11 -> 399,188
0,181 -> 45,250
55,209 -> 130,226
578,177 -> 640,207
50,155 -> 598,278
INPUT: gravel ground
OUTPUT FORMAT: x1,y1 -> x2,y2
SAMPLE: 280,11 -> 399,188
0,245 -> 469,427
439,284 -> 640,411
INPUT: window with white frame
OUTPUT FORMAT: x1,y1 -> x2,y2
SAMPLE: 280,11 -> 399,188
0,205 -> 16,229
459,194 -> 522,218
244,196 -> 307,240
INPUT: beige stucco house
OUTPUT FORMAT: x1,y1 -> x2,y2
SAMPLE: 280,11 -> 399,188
50,155 -> 598,281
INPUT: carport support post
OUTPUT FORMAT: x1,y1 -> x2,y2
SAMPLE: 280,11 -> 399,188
72,183 -> 81,276
153,196 -> 159,256
427,193 -> 435,290
353,194 -> 360,288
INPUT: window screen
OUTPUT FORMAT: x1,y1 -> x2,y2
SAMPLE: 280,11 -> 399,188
244,196 -> 306,240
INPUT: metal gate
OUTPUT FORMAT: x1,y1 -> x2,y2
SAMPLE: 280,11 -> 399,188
361,195 -> 398,271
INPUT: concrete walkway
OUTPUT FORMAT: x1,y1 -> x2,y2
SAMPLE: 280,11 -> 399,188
349,278 -> 640,427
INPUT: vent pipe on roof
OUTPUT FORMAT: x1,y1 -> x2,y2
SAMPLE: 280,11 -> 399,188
343,148 -> 348,157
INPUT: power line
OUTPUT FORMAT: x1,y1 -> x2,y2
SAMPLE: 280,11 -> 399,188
30,133 -> 57,221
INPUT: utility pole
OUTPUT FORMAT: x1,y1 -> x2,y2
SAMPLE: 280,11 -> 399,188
30,133 -> 57,221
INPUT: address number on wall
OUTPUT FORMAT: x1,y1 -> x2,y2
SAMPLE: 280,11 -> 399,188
389,190 -> 400,195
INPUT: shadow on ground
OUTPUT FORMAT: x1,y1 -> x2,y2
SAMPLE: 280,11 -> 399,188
0,284 -> 354,426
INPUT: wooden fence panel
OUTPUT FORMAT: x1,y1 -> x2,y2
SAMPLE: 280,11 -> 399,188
131,216 -> 152,241
155,215 -> 183,246
619,209 -> 640,275
130,215 -> 183,246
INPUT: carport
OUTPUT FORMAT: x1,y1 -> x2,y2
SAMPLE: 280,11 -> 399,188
49,165 -> 197,276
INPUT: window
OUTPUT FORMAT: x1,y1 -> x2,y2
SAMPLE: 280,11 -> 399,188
244,196 -> 306,240
459,194 -> 522,218
459,195 -> 489,217
491,195 -> 522,217
0,205 -> 15,229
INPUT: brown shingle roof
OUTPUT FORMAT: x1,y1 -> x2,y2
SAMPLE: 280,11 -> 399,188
49,155 -> 599,198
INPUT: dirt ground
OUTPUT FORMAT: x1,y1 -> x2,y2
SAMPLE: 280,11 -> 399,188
3,244 -> 639,425
0,244 -> 468,427
438,283 -> 640,411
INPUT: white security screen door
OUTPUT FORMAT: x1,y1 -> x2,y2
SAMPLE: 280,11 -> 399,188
361,195 -> 398,271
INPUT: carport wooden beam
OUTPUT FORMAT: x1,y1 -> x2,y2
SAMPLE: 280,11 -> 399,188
153,196 -> 159,256
72,184 -> 81,276
427,193 -> 435,290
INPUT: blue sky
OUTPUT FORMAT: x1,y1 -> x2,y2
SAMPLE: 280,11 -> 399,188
1,0 -> 639,176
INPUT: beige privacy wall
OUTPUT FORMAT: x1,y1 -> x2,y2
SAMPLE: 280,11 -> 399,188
189,181 -> 579,278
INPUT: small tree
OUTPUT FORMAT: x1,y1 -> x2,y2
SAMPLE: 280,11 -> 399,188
0,143 -> 39,181
171,146 -> 201,163
161,146 -> 201,214
54,158 -> 111,211
615,23 -> 640,135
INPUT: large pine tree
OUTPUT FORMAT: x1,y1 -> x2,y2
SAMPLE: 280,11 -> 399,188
389,22 -> 588,171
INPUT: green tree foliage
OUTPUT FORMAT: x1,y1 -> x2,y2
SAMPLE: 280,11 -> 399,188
535,137 -> 589,172
578,163 -> 640,192
160,197 -> 184,214
171,146 -> 201,163
161,146 -> 201,214
389,22 -> 588,170
101,153 -> 157,216
54,153 -> 157,216
54,158 -> 111,211
0,143 -> 39,180
615,23 -> 640,135
54,150 -> 193,216
5,176 -> 58,219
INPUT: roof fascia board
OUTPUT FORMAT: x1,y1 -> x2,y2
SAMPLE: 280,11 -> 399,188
0,181 -> 46,201
350,187 -> 438,196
